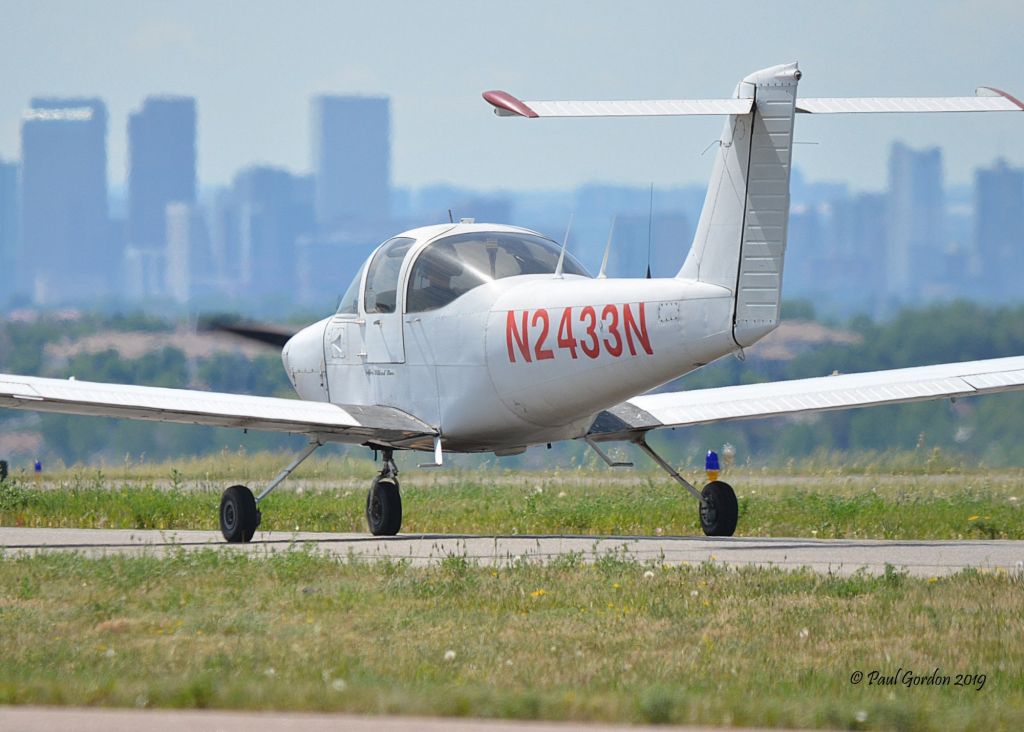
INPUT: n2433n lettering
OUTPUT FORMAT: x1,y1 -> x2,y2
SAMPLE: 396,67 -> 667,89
505,303 -> 653,363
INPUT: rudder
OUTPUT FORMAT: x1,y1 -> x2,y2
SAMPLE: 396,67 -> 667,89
679,63 -> 800,348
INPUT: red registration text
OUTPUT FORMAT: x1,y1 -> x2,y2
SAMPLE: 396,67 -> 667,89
505,303 -> 653,363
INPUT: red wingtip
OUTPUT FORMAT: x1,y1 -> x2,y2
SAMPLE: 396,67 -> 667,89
979,87 -> 1024,110
482,90 -> 539,118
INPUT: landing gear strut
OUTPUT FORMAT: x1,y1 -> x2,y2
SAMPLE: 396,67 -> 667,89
635,437 -> 738,537
366,448 -> 402,536
218,439 -> 322,543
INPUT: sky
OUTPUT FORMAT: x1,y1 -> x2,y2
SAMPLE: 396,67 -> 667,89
0,0 -> 1021,193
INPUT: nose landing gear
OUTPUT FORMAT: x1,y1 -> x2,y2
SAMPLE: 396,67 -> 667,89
366,448 -> 402,535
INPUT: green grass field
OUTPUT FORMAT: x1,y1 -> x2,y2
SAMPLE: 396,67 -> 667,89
2,452 -> 1023,730
1,550 -> 1021,730
2,451 -> 1022,539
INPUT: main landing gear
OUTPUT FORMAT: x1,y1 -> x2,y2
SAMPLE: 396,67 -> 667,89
635,439 -> 737,536
218,440 -> 406,543
587,436 -> 737,537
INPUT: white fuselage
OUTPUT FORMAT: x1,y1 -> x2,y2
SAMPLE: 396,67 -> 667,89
282,224 -> 741,453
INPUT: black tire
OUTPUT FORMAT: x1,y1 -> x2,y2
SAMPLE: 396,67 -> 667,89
699,480 -> 738,537
220,484 -> 260,543
366,477 -> 402,536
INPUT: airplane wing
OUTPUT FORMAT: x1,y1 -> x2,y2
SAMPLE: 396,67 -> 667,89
588,356 -> 1024,441
0,373 -> 435,447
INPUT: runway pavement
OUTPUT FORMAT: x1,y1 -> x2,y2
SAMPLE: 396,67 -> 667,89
2,526 -> 1022,576
0,707 -> 800,732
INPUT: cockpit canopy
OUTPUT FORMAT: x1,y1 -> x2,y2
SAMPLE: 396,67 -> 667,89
337,230 -> 590,315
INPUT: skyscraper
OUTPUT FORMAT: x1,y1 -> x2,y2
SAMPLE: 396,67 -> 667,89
0,160 -> 20,300
20,98 -> 110,303
127,97 -> 196,249
311,95 -> 390,229
974,158 -> 1024,301
126,96 -> 197,299
886,142 -> 945,300
233,166 -> 315,304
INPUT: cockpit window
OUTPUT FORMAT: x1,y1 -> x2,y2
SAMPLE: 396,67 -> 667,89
336,262 -> 366,315
407,231 -> 589,313
363,237 -> 414,314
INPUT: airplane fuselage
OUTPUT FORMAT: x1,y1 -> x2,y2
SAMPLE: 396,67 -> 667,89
282,224 -> 741,453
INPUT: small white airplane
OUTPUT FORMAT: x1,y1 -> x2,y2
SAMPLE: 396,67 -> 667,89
2,63 -> 1023,542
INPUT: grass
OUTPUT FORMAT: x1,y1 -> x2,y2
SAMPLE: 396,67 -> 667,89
1,452 -> 1023,539
0,550 -> 1021,730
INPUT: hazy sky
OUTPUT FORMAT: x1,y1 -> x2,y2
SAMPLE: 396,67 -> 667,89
1,1 -> 1021,192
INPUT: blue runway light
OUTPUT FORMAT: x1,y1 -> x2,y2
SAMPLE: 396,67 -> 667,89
705,450 -> 720,482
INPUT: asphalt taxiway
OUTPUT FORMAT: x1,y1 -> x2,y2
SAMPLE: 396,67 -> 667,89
0,707 -> 802,732
2,527 -> 1021,576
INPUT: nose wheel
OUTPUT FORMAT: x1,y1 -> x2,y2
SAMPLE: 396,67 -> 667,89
366,448 -> 402,535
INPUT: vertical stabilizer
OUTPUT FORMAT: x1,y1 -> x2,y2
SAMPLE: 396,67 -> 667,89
485,64 -> 1024,346
679,63 -> 800,348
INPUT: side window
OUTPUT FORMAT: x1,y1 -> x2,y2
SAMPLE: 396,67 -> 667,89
406,242 -> 472,312
335,262 -> 366,315
363,237 -> 414,314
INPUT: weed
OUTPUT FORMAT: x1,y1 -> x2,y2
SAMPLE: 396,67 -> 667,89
1,553 -> 1021,729
2,459 -> 1023,541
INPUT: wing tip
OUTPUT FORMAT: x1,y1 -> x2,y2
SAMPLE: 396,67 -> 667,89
482,90 -> 538,118
976,86 -> 1024,110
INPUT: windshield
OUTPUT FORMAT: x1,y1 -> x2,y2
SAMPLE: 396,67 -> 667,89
335,262 -> 366,315
407,231 -> 589,313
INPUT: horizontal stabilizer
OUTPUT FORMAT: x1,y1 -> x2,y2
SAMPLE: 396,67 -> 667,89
797,90 -> 1023,114
485,89 -> 1023,118
483,91 -> 753,118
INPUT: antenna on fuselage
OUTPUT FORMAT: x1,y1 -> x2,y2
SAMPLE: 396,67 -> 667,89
645,182 -> 654,279
597,215 -> 617,279
554,212 -> 574,278
448,209 -> 454,223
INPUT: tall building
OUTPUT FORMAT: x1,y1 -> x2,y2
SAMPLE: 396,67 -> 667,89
127,97 -> 197,251
822,193 -> 889,312
974,158 -> 1024,301
886,142 -> 945,300
204,188 -> 240,293
20,98 -> 110,303
125,97 -> 196,300
232,166 -> 315,303
0,160 -> 20,300
311,95 -> 390,229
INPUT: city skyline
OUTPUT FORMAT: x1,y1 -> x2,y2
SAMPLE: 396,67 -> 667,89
0,1 -> 1021,193
1,76 -> 1022,318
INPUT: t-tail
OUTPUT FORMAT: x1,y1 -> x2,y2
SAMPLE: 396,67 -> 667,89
678,63 -> 800,348
483,63 -> 1024,348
